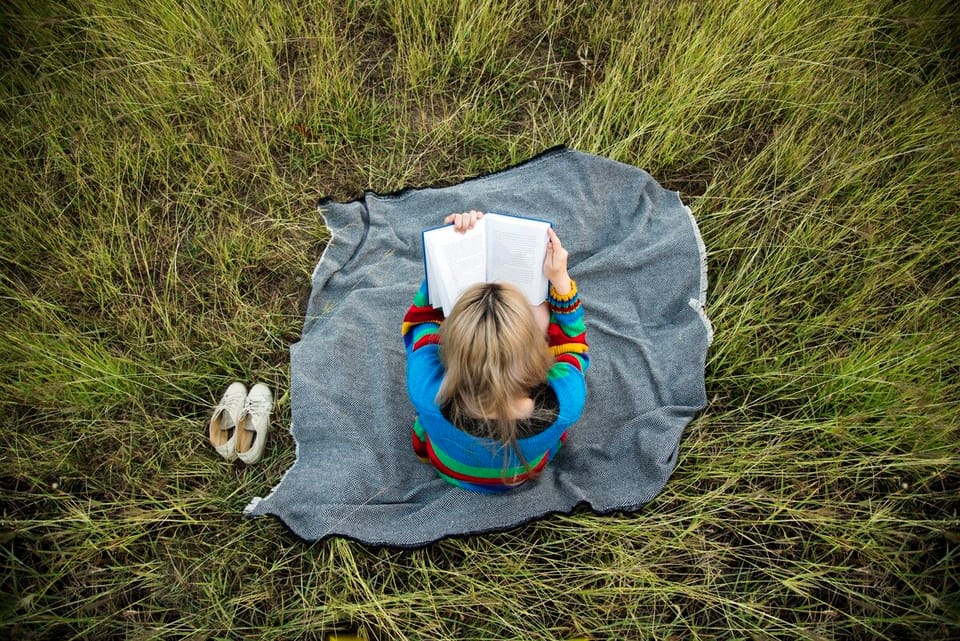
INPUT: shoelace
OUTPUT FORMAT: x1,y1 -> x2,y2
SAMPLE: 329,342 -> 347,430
223,391 -> 246,406
244,397 -> 271,416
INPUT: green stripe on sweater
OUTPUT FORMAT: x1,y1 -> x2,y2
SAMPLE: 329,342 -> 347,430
430,438 -> 547,479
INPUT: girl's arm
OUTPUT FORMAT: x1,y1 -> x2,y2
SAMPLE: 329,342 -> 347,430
543,228 -> 589,373
403,211 -> 481,353
547,279 -> 589,373
401,280 -> 444,354
403,283 -> 444,462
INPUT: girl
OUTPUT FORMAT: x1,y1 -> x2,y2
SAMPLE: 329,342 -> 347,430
402,211 -> 589,493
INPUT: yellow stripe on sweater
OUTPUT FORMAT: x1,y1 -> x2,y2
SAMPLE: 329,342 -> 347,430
550,342 -> 589,356
549,279 -> 578,302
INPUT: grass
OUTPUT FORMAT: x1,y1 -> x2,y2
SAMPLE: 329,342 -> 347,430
1,0 -> 958,639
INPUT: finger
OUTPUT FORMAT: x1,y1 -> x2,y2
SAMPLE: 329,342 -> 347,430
548,228 -> 562,248
444,213 -> 456,224
547,228 -> 560,247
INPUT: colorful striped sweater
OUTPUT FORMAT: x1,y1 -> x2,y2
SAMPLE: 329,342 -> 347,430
402,280 -> 589,493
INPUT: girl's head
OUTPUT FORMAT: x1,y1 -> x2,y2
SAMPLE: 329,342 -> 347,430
438,282 -> 553,448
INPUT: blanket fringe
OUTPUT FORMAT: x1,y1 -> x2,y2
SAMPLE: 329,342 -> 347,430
243,424 -> 301,516
680,197 -> 714,346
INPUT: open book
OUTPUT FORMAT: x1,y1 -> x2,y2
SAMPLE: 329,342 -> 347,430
422,212 -> 553,317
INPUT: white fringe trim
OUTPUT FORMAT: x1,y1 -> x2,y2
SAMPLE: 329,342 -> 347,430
679,196 -> 714,346
244,419 -> 301,516
310,204 -> 333,281
246,203 -> 333,516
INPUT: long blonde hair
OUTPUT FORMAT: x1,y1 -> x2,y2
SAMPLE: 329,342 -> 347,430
438,282 -> 554,462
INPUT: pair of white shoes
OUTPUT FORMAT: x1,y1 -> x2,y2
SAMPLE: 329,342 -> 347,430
209,382 -> 273,464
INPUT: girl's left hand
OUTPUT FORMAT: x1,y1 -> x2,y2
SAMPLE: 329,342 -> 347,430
444,210 -> 484,233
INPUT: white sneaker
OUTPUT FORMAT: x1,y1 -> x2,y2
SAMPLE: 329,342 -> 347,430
236,383 -> 273,464
209,382 -> 247,461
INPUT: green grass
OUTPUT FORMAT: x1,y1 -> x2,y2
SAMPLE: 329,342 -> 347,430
1,0 -> 958,639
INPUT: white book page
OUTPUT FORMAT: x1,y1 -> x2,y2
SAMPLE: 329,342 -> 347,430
423,218 -> 487,315
484,213 -> 551,304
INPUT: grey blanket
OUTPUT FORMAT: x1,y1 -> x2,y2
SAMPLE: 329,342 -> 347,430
244,147 -> 712,548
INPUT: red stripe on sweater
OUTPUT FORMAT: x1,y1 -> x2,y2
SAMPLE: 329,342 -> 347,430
403,305 -> 445,324
413,334 -> 441,350
412,431 -> 428,457
547,324 -> 587,348
549,299 -> 581,314
556,353 -> 584,371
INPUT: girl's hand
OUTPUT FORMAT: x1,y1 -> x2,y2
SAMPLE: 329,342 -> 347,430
444,210 -> 484,233
544,227 -> 572,294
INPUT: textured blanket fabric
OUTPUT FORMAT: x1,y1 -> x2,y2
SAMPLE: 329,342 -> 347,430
244,147 -> 712,548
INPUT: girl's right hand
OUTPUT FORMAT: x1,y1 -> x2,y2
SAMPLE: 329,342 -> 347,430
444,210 -> 484,233
544,228 -> 572,294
